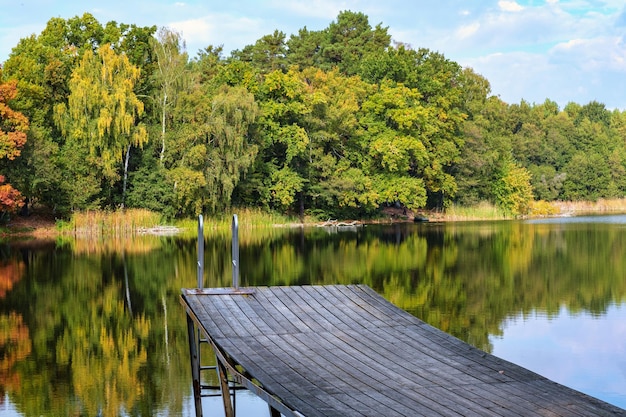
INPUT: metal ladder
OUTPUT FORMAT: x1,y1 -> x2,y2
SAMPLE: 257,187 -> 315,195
189,214 -> 244,415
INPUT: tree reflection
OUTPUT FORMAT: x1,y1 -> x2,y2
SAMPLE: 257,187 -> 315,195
0,313 -> 31,400
1,220 -> 625,415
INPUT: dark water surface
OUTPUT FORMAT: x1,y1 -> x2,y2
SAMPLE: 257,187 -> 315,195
1,215 -> 625,416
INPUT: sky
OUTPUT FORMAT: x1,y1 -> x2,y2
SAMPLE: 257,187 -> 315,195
2,0 -> 626,109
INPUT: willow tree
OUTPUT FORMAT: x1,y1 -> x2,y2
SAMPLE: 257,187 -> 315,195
54,44 -> 148,208
168,83 -> 259,215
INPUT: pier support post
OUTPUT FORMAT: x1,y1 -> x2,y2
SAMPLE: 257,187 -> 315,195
186,314 -> 203,417
216,359 -> 235,417
269,405 -> 281,417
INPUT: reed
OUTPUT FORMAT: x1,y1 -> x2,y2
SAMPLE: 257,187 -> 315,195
59,209 -> 163,236
442,202 -> 510,221
549,198 -> 626,215
442,198 -> 626,221
176,207 -> 300,237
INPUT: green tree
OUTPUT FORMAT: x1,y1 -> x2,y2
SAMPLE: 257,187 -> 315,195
233,30 -> 287,74
358,80 -> 432,210
285,27 -> 326,69
493,160 -> 534,216
253,67 -> 310,213
575,100 -> 611,127
125,139 -> 176,218
562,152 -> 610,201
360,45 -> 467,207
454,97 -> 512,206
528,164 -> 565,201
323,11 -> 391,75
300,67 -> 375,217
286,11 -> 390,76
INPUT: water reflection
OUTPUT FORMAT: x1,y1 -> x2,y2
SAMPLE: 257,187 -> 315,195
1,216 -> 625,415
491,304 -> 626,407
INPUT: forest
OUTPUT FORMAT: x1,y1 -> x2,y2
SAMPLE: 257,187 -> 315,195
1,10 -> 626,220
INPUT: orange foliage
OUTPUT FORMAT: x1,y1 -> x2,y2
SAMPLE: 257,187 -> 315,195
0,78 -> 28,160
0,175 -> 23,213
0,259 -> 24,298
0,312 -> 31,393
0,77 -> 28,212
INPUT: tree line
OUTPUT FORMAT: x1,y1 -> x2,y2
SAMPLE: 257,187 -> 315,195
1,11 -> 625,220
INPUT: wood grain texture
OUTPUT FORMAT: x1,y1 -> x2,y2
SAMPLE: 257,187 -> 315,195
181,285 -> 625,417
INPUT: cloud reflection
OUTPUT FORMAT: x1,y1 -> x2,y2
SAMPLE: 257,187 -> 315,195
490,303 -> 626,409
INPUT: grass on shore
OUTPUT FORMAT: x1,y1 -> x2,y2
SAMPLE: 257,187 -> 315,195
16,198 -> 626,238
437,198 -> 626,222
56,209 -> 164,236
55,208 -> 300,237
438,202 -> 510,221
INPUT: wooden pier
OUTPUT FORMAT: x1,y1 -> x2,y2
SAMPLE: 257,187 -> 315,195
180,284 -> 625,417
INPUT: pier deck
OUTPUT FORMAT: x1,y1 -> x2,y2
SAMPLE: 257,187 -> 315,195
180,284 -> 624,416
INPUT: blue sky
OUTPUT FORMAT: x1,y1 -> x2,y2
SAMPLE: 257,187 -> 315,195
2,0 -> 626,109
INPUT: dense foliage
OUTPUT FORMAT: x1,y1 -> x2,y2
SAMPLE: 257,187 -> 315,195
2,11 -> 626,219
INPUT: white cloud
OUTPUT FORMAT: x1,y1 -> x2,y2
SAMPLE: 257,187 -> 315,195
267,0 -> 350,20
456,22 -> 481,39
499,1 -> 524,12
551,36 -> 626,72
460,35 -> 626,109
169,14 -> 265,54
169,17 -> 211,42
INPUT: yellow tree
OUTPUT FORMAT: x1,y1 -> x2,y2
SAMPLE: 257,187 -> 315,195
54,44 -> 148,207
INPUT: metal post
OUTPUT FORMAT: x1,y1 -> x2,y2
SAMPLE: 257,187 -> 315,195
232,214 -> 239,289
197,214 -> 204,289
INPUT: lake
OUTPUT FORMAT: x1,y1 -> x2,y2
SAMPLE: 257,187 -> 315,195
1,215 -> 625,416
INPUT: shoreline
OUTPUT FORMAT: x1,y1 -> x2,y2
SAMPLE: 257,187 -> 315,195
4,200 -> 626,239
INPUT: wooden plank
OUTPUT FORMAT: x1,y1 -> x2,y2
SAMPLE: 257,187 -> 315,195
181,285 -> 626,417
290,285 -> 349,330
254,286 -> 311,334
207,294 -> 254,338
229,292 -> 276,336
273,286 -> 336,333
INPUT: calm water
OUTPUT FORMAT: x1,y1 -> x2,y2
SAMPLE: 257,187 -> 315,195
1,215 -> 625,416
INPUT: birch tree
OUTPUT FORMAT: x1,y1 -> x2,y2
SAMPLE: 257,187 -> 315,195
54,44 -> 148,207
151,27 -> 189,163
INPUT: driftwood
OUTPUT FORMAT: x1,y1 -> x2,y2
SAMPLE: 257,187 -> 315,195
316,219 -> 361,227
136,225 -> 180,235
